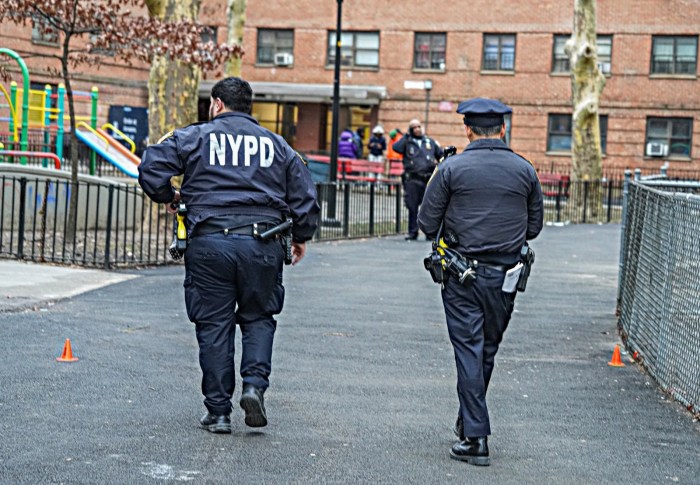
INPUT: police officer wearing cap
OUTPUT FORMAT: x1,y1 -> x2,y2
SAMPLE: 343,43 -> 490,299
138,77 -> 319,434
392,119 -> 442,240
418,98 -> 543,465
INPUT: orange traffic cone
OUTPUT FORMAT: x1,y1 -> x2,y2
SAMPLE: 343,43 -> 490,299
56,338 -> 79,362
608,344 -> 625,367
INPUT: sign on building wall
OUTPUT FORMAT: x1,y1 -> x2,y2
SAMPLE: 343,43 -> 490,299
108,106 -> 149,156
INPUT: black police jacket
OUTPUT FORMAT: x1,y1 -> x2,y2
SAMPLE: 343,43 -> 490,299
392,135 -> 442,175
418,138 -> 544,264
138,111 -> 320,243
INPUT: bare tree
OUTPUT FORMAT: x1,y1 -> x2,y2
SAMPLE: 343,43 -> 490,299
0,0 -> 242,238
224,0 -> 247,77
565,0 -> 606,219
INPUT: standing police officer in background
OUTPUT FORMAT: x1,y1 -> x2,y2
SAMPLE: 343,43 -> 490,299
138,77 -> 319,434
418,98 -> 543,465
392,119 -> 442,240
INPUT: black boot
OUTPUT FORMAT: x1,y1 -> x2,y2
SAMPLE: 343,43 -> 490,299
450,436 -> 490,466
239,384 -> 268,428
199,413 -> 231,434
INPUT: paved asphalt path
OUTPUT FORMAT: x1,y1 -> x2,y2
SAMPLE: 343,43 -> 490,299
0,224 -> 698,484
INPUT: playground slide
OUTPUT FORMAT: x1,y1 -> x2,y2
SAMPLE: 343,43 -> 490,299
75,129 -> 140,178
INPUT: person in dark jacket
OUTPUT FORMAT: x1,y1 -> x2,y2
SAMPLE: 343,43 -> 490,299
338,128 -> 359,159
392,119 -> 442,239
418,98 -> 543,466
138,77 -> 319,434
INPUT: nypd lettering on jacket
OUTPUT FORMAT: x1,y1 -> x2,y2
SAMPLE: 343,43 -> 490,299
209,133 -> 275,167
138,111 -> 320,243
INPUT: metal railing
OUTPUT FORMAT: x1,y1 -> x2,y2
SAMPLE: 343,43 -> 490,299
0,174 -> 173,268
618,175 -> 700,416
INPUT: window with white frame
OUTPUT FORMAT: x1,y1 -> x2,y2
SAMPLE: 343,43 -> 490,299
651,36 -> 698,75
414,33 -> 446,71
257,29 -> 294,65
547,114 -> 608,153
645,117 -> 693,158
552,35 -> 612,74
327,31 -> 379,68
482,34 -> 515,71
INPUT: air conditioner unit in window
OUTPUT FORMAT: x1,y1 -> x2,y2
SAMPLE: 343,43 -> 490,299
646,142 -> 669,157
274,52 -> 294,66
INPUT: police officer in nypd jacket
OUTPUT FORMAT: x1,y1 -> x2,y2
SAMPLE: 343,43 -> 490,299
418,98 -> 543,465
392,119 -> 442,240
138,77 -> 319,434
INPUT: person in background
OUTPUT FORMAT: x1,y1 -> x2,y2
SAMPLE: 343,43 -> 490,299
392,119 -> 442,240
338,127 -> 359,159
367,125 -> 387,164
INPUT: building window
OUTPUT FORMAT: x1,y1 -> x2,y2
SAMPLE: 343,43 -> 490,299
552,35 -> 612,74
547,114 -> 608,153
414,33 -> 446,71
645,117 -> 693,158
327,31 -> 380,68
482,34 -> 515,71
257,29 -> 294,65
31,17 -> 58,46
651,36 -> 698,75
597,36 -> 612,75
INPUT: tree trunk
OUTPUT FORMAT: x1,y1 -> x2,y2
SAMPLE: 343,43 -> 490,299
145,0 -> 202,143
224,0 -> 247,77
566,0 -> 606,220
62,33 -> 80,241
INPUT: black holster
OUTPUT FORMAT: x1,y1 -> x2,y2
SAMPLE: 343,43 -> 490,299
516,244 -> 535,292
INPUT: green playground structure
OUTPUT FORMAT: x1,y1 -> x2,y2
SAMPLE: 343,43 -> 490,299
0,47 -> 140,178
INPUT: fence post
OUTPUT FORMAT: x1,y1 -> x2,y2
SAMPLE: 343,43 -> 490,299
582,181 -> 589,223
368,183 -> 375,236
395,183 -> 402,234
18,177 -> 26,259
617,170 -> 632,306
555,180 -> 562,222
104,184 -> 114,269
343,183 -> 350,237
606,179 -> 613,223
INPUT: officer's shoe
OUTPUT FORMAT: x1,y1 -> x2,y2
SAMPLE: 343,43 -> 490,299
239,384 -> 267,428
199,413 -> 232,434
404,234 -> 418,240
449,436 -> 490,466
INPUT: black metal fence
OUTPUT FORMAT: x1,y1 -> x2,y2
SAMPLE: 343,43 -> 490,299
0,174 -> 173,268
618,179 -> 700,416
0,172 -> 629,268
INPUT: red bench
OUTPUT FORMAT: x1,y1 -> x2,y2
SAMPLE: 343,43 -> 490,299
304,154 -> 404,184
538,172 -> 570,198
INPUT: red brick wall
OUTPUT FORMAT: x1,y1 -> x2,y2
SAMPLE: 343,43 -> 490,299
1,0 -> 698,173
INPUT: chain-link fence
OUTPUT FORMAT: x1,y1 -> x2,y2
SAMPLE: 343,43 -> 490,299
618,178 -> 700,416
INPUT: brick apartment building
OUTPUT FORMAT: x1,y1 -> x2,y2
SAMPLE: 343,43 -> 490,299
1,0 -> 698,175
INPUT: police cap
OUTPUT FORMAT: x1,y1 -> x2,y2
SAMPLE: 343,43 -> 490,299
456,97 -> 512,127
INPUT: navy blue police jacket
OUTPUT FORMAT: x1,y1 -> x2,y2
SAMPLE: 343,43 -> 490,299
138,111 -> 319,243
418,138 -> 544,265
392,135 -> 442,175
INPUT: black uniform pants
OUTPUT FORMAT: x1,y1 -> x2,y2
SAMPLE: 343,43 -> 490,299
441,265 -> 516,437
184,232 -> 285,416
404,177 -> 428,237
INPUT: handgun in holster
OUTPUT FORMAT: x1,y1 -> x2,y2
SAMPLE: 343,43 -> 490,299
168,203 -> 188,261
424,223 -> 477,288
254,218 -> 294,265
516,243 -> 535,292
